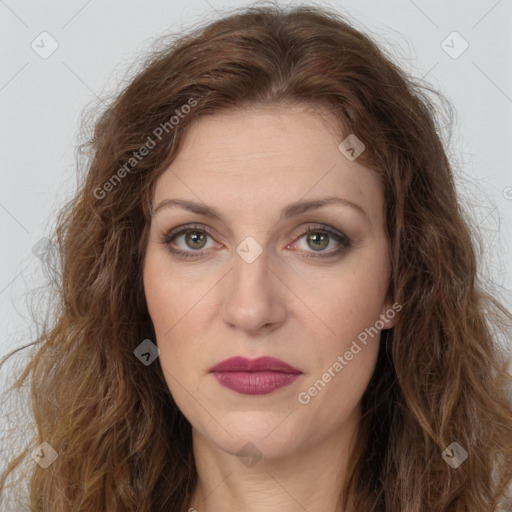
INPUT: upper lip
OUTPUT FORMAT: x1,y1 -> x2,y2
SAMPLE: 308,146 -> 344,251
210,356 -> 302,373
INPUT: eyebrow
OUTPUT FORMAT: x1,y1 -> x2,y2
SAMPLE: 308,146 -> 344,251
151,195 -> 369,224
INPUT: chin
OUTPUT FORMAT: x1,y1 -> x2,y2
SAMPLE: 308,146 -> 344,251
214,433 -> 297,464
194,414 -> 302,462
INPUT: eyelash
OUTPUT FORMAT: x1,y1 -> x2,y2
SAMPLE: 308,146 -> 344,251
160,223 -> 351,260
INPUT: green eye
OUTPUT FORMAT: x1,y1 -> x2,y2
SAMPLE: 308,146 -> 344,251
293,225 -> 351,259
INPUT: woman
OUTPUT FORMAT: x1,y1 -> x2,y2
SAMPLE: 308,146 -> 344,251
1,4 -> 511,511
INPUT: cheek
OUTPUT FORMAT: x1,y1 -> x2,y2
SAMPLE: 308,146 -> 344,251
143,252 -> 184,361
143,256 -> 219,430
295,257 -> 388,421
142,251 -> 214,381
143,247 -> 202,336
300,247 -> 390,343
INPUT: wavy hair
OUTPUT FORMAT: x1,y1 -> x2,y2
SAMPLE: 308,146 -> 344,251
1,3 -> 511,511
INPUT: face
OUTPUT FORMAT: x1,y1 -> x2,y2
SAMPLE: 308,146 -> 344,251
143,104 -> 395,462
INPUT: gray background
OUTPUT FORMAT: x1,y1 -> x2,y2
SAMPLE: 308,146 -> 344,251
1,0 -> 511,492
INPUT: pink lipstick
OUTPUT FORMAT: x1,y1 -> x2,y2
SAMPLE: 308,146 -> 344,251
210,356 -> 302,395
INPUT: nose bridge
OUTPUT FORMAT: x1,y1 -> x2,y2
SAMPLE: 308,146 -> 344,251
222,240 -> 285,333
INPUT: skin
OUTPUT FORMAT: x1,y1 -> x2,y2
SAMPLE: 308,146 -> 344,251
143,103 -> 396,512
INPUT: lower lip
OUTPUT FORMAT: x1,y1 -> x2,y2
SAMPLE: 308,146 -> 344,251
212,371 -> 301,395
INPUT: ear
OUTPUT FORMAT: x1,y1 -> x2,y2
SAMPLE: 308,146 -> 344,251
379,296 -> 401,330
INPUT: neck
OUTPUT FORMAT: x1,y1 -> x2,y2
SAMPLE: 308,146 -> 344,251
187,406 -> 361,512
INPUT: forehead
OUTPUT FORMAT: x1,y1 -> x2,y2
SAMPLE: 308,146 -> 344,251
153,105 -> 384,225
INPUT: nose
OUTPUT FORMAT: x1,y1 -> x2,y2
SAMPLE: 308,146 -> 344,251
222,246 -> 287,336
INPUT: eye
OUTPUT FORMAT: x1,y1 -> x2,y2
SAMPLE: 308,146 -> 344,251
290,224 -> 351,259
161,224 -> 220,259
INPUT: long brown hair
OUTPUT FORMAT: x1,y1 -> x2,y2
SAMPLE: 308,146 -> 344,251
1,3 -> 511,511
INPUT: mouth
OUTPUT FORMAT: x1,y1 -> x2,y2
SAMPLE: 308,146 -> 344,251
209,356 -> 302,395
